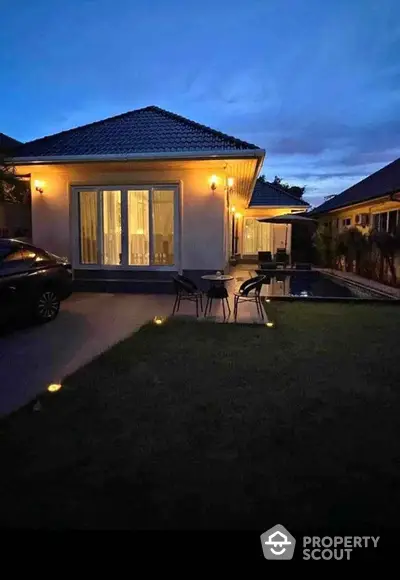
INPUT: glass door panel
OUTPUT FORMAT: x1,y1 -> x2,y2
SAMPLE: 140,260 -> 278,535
79,191 -> 98,264
127,190 -> 150,265
102,190 -> 122,265
152,189 -> 174,265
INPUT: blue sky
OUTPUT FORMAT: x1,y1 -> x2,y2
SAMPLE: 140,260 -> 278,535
1,0 -> 399,207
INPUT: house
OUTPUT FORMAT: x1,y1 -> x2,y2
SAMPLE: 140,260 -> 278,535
310,157 -> 400,234
7,106 -> 305,291
240,180 -> 309,260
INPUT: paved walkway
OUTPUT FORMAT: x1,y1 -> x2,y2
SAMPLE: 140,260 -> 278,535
0,277 -> 265,417
0,293 -> 172,417
320,268 -> 400,298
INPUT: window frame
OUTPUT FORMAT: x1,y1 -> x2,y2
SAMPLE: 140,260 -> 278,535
71,184 -> 180,271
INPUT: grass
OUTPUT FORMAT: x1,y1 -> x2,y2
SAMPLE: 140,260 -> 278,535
1,302 -> 400,530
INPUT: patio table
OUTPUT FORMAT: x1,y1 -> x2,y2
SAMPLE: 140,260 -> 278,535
201,275 -> 233,319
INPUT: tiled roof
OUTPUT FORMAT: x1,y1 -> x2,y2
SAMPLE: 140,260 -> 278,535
0,132 -> 22,153
10,106 -> 261,158
311,157 -> 400,215
249,181 -> 309,207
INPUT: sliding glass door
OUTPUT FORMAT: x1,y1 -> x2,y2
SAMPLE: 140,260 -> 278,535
242,218 -> 272,255
77,186 -> 177,268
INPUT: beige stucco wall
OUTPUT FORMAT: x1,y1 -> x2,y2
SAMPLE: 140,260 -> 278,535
319,196 -> 400,232
16,159 -> 257,271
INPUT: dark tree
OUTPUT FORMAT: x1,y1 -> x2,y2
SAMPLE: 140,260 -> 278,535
256,174 -> 305,198
0,157 -> 30,203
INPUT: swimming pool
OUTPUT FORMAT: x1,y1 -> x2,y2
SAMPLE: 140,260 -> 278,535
256,270 -> 394,300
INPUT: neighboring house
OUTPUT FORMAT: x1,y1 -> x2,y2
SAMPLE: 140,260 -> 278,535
0,132 -> 31,239
310,157 -> 400,234
240,180 -> 309,260
7,106 -> 303,291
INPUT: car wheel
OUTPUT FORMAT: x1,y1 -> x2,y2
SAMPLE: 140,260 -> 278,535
35,290 -> 60,322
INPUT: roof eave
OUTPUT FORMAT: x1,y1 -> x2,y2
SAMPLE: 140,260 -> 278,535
312,189 -> 400,216
8,149 -> 265,165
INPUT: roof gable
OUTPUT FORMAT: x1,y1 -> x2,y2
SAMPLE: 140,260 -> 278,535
311,157 -> 400,214
10,106 -> 261,158
0,132 -> 22,153
249,181 -> 309,208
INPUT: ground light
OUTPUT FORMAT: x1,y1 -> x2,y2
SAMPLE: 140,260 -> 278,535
153,316 -> 165,325
266,299 -> 271,303
266,322 -> 275,328
47,383 -> 62,393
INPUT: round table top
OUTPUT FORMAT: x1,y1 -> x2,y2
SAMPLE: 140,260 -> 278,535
201,274 -> 234,281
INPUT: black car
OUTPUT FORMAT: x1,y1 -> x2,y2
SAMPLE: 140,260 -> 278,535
0,239 -> 73,325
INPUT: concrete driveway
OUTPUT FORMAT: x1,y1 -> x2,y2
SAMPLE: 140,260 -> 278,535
0,292 -> 173,417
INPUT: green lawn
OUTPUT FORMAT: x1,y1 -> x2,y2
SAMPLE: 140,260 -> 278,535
1,303 -> 400,530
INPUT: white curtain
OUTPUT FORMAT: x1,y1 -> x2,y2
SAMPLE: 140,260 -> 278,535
243,218 -> 271,254
128,190 -> 150,265
102,190 -> 121,265
79,191 -> 97,264
152,189 -> 174,265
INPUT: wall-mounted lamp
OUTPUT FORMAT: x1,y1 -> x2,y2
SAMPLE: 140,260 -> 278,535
230,206 -> 236,213
235,211 -> 242,219
226,176 -> 235,195
209,174 -> 218,192
34,180 -> 45,193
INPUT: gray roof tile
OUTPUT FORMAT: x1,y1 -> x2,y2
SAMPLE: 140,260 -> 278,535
0,132 -> 22,153
10,106 -> 261,158
311,157 -> 400,214
249,181 -> 309,207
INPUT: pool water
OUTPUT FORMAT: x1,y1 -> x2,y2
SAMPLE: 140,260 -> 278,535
259,271 -> 355,298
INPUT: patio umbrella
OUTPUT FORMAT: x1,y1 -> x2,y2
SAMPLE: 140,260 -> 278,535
257,213 -> 317,249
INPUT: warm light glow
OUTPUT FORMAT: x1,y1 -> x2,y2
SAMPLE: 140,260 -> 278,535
34,180 -> 45,193
230,206 -> 236,213
47,383 -> 62,393
235,212 -> 242,219
153,316 -> 165,325
266,299 -> 271,303
227,177 -> 234,188
209,175 -> 218,190
136,228 -> 144,235
266,322 -> 275,328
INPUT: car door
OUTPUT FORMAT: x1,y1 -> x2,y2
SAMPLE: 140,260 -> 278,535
0,249 -> 36,324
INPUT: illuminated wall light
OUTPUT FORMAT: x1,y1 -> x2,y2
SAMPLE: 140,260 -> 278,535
209,175 -> 218,191
266,321 -> 275,328
153,316 -> 165,325
235,212 -> 242,219
227,177 -> 234,188
266,299 -> 271,303
230,206 -> 236,213
47,383 -> 62,393
34,180 -> 45,193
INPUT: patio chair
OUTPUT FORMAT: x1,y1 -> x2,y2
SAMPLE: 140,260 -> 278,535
275,249 -> 289,268
233,275 -> 266,322
259,261 -> 276,270
172,276 -> 203,317
204,285 -> 231,320
258,251 -> 272,264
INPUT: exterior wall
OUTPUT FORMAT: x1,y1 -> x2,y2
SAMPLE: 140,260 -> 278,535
15,160 -> 254,273
0,201 -> 31,238
319,196 -> 400,233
